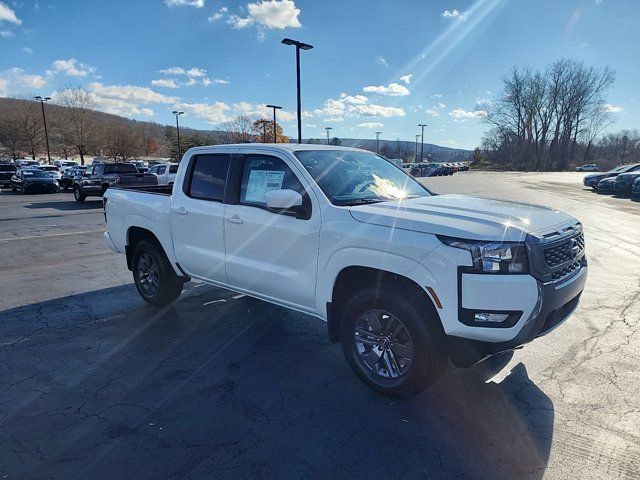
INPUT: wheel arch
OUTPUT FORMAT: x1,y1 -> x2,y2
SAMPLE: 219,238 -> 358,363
326,265 -> 441,344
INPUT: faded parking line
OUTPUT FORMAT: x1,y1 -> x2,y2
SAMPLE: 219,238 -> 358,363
0,228 -> 106,242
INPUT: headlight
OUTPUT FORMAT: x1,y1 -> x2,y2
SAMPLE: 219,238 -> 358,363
437,236 -> 529,273
53,180 -> 59,185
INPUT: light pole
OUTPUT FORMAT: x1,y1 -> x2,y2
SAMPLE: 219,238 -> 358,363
282,37 -> 313,144
172,111 -> 184,159
34,96 -> 51,163
266,104 -> 282,143
375,131 -> 381,153
325,126 -> 333,145
418,123 -> 427,162
415,134 -> 420,162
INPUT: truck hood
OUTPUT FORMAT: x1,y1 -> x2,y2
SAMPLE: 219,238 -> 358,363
349,194 -> 576,241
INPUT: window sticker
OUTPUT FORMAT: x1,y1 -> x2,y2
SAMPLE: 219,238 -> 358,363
245,170 -> 285,203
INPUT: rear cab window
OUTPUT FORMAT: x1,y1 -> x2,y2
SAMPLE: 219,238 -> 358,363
104,164 -> 138,174
185,154 -> 232,202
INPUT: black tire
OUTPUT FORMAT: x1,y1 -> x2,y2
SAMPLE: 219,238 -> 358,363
340,287 -> 448,397
73,185 -> 86,202
132,239 -> 183,306
11,183 -> 16,192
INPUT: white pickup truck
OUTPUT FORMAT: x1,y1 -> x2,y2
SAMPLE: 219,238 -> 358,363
103,145 -> 587,397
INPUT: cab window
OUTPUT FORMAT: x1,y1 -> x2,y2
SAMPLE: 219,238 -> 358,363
239,155 -> 306,207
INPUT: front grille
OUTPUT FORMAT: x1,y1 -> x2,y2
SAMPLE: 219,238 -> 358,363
551,259 -> 583,282
544,233 -> 584,268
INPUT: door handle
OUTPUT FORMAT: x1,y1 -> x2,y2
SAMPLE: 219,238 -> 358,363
174,206 -> 189,216
227,214 -> 243,224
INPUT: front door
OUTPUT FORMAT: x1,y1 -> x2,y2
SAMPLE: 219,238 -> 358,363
224,153 -> 321,310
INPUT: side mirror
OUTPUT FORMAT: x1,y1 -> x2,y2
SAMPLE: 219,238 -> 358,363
264,189 -> 303,210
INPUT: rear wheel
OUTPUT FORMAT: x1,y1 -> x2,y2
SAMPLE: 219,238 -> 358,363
73,185 -> 86,202
132,240 -> 183,306
340,287 -> 448,397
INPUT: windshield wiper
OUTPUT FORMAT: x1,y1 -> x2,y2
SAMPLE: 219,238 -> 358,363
341,198 -> 385,206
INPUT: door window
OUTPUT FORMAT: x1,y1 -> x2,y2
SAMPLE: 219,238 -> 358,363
186,154 -> 231,202
239,155 -> 306,207
158,166 -> 166,175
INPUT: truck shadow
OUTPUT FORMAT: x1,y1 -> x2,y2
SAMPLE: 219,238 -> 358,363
0,286 -> 553,480
23,199 -> 103,210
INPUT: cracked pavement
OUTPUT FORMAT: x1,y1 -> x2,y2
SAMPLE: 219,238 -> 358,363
0,172 -> 638,479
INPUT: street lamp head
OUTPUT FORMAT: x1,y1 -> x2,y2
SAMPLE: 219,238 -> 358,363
418,123 -> 427,128
44,97 -> 51,101
375,131 -> 381,135
325,126 -> 333,131
34,96 -> 42,101
266,104 -> 282,110
282,37 -> 313,50
172,111 -> 184,116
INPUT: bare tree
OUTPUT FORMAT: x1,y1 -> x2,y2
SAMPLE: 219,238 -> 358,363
55,86 -> 99,165
0,110 -> 23,160
228,115 -> 255,143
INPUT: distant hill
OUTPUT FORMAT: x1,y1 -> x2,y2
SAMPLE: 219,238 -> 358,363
0,96 -> 469,162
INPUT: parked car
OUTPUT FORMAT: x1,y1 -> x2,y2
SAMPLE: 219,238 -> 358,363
73,162 -> 157,202
583,164 -> 640,189
612,171 -> 640,196
147,163 -> 179,186
60,166 -> 87,191
11,168 -> 59,193
37,165 -> 63,181
126,161 -> 149,173
595,177 -> 617,193
631,177 -> 640,198
54,160 -> 79,171
576,164 -> 599,172
15,159 -> 40,169
103,144 -> 587,397
0,163 -> 17,188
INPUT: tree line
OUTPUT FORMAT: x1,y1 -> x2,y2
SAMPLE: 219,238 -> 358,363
0,87 -> 292,164
480,59 -> 638,171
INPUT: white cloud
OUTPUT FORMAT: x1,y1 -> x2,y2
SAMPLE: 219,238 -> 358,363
363,82 -> 410,96
599,103 -> 622,113
375,55 -> 388,67
442,9 -> 465,19
357,122 -> 384,129
47,58 -> 96,77
227,0 -> 301,29
202,77 -> 229,86
426,108 -> 440,117
176,101 -> 232,124
0,77 -> 7,96
91,96 -> 156,117
164,0 -> 205,7
0,29 -> 13,37
449,107 -> 487,120
0,2 -> 21,24
440,139 -> 456,145
151,78 -> 179,89
159,67 -> 187,75
233,101 -> 296,121
338,93 -> 367,104
0,67 -> 47,94
184,77 -> 196,86
399,74 -> 412,85
88,82 -> 178,104
352,104 -> 405,117
208,6 -> 228,21
22,46 -> 33,54
186,67 -> 206,77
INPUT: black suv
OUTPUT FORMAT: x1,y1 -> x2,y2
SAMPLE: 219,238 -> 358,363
73,163 -> 156,202
0,163 -> 17,188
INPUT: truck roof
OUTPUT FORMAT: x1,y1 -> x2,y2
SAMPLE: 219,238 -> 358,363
185,143 -> 369,156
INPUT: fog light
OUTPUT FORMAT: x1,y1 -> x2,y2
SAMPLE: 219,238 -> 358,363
474,313 -> 510,323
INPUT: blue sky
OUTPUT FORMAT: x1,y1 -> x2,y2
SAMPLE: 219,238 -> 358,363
0,0 -> 637,149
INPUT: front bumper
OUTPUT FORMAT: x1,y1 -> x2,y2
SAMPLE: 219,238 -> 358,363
103,231 -> 119,253
447,265 -> 586,366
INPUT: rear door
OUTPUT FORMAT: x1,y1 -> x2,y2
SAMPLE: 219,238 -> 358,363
82,165 -> 103,194
223,151 -> 321,310
171,152 -> 233,283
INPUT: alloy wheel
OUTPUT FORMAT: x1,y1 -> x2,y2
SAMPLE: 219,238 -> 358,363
137,252 -> 160,296
354,309 -> 414,379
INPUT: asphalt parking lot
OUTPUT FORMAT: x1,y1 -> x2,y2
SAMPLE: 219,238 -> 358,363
1,171 -> 638,480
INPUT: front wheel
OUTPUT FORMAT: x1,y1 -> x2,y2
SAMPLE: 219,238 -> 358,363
73,185 -> 86,202
340,287 -> 448,397
132,240 -> 183,306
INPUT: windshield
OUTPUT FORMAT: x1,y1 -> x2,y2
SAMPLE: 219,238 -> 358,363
40,166 -> 59,171
295,150 -> 431,206
169,165 -> 178,173
23,170 -> 48,178
0,165 -> 17,172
